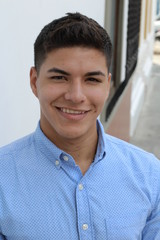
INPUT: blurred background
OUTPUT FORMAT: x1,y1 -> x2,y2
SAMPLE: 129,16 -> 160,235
0,0 -> 160,158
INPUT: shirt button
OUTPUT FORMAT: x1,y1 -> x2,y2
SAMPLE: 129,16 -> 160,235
78,184 -> 84,190
82,224 -> 88,230
55,160 -> 60,166
63,155 -> 69,161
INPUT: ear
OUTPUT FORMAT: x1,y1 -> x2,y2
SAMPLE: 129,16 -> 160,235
30,67 -> 38,98
106,73 -> 111,97
107,73 -> 112,85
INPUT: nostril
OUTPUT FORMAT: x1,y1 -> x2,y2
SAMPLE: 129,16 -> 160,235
64,89 -> 86,103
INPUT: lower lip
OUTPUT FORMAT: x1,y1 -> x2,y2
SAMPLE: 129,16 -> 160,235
56,108 -> 88,121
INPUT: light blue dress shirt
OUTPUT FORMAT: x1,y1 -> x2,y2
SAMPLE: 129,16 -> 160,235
0,120 -> 160,239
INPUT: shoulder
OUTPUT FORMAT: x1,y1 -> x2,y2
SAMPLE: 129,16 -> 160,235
105,133 -> 146,154
104,134 -> 160,204
97,119 -> 160,171
0,133 -> 37,188
104,133 -> 160,171
0,133 -> 35,162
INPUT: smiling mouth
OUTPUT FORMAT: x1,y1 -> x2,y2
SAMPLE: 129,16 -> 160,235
58,107 -> 87,115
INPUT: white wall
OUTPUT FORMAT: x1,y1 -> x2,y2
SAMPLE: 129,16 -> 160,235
0,0 -> 105,146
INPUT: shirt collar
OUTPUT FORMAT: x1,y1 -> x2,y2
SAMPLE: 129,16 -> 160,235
93,119 -> 106,163
33,119 -> 106,166
33,122 -> 64,167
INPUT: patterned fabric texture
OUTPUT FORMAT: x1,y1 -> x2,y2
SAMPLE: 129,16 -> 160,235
0,120 -> 160,239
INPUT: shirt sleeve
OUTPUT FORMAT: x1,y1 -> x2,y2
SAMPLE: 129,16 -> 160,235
142,170 -> 160,239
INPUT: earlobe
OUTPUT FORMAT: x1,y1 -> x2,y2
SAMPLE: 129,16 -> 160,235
30,67 -> 38,98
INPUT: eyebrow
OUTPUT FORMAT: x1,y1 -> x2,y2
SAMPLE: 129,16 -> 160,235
47,67 -> 106,77
47,67 -> 70,76
85,71 -> 106,77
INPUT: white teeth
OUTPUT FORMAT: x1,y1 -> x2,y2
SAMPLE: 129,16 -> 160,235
60,108 -> 85,114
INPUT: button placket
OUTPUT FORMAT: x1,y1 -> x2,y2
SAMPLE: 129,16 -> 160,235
76,182 -> 92,239
78,183 -> 84,191
82,223 -> 88,230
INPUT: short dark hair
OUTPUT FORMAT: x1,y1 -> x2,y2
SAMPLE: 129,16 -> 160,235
34,12 -> 112,74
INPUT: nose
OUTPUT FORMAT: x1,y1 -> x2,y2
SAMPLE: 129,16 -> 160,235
64,80 -> 86,103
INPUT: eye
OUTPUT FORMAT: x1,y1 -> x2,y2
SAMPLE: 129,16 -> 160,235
50,76 -> 67,80
87,78 -> 101,83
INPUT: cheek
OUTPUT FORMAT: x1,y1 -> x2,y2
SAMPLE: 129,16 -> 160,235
89,88 -> 108,107
37,84 -> 64,102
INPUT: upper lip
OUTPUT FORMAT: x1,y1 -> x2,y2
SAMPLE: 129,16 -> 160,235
56,107 -> 90,112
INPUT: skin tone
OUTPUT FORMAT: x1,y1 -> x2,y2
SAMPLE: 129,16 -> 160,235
30,47 -> 111,175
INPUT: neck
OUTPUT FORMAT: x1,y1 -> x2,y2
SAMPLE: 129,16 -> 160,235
62,130 -> 98,175
64,130 -> 98,158
41,122 -> 98,175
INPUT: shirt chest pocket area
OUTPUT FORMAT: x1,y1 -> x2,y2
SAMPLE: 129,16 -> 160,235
105,211 -> 147,240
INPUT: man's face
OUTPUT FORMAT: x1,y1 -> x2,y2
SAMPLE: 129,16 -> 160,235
30,47 -> 111,143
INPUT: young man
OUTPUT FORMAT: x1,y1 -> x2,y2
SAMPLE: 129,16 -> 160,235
0,12 -> 160,239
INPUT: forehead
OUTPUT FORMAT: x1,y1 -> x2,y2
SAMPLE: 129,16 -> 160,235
41,47 -> 108,73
